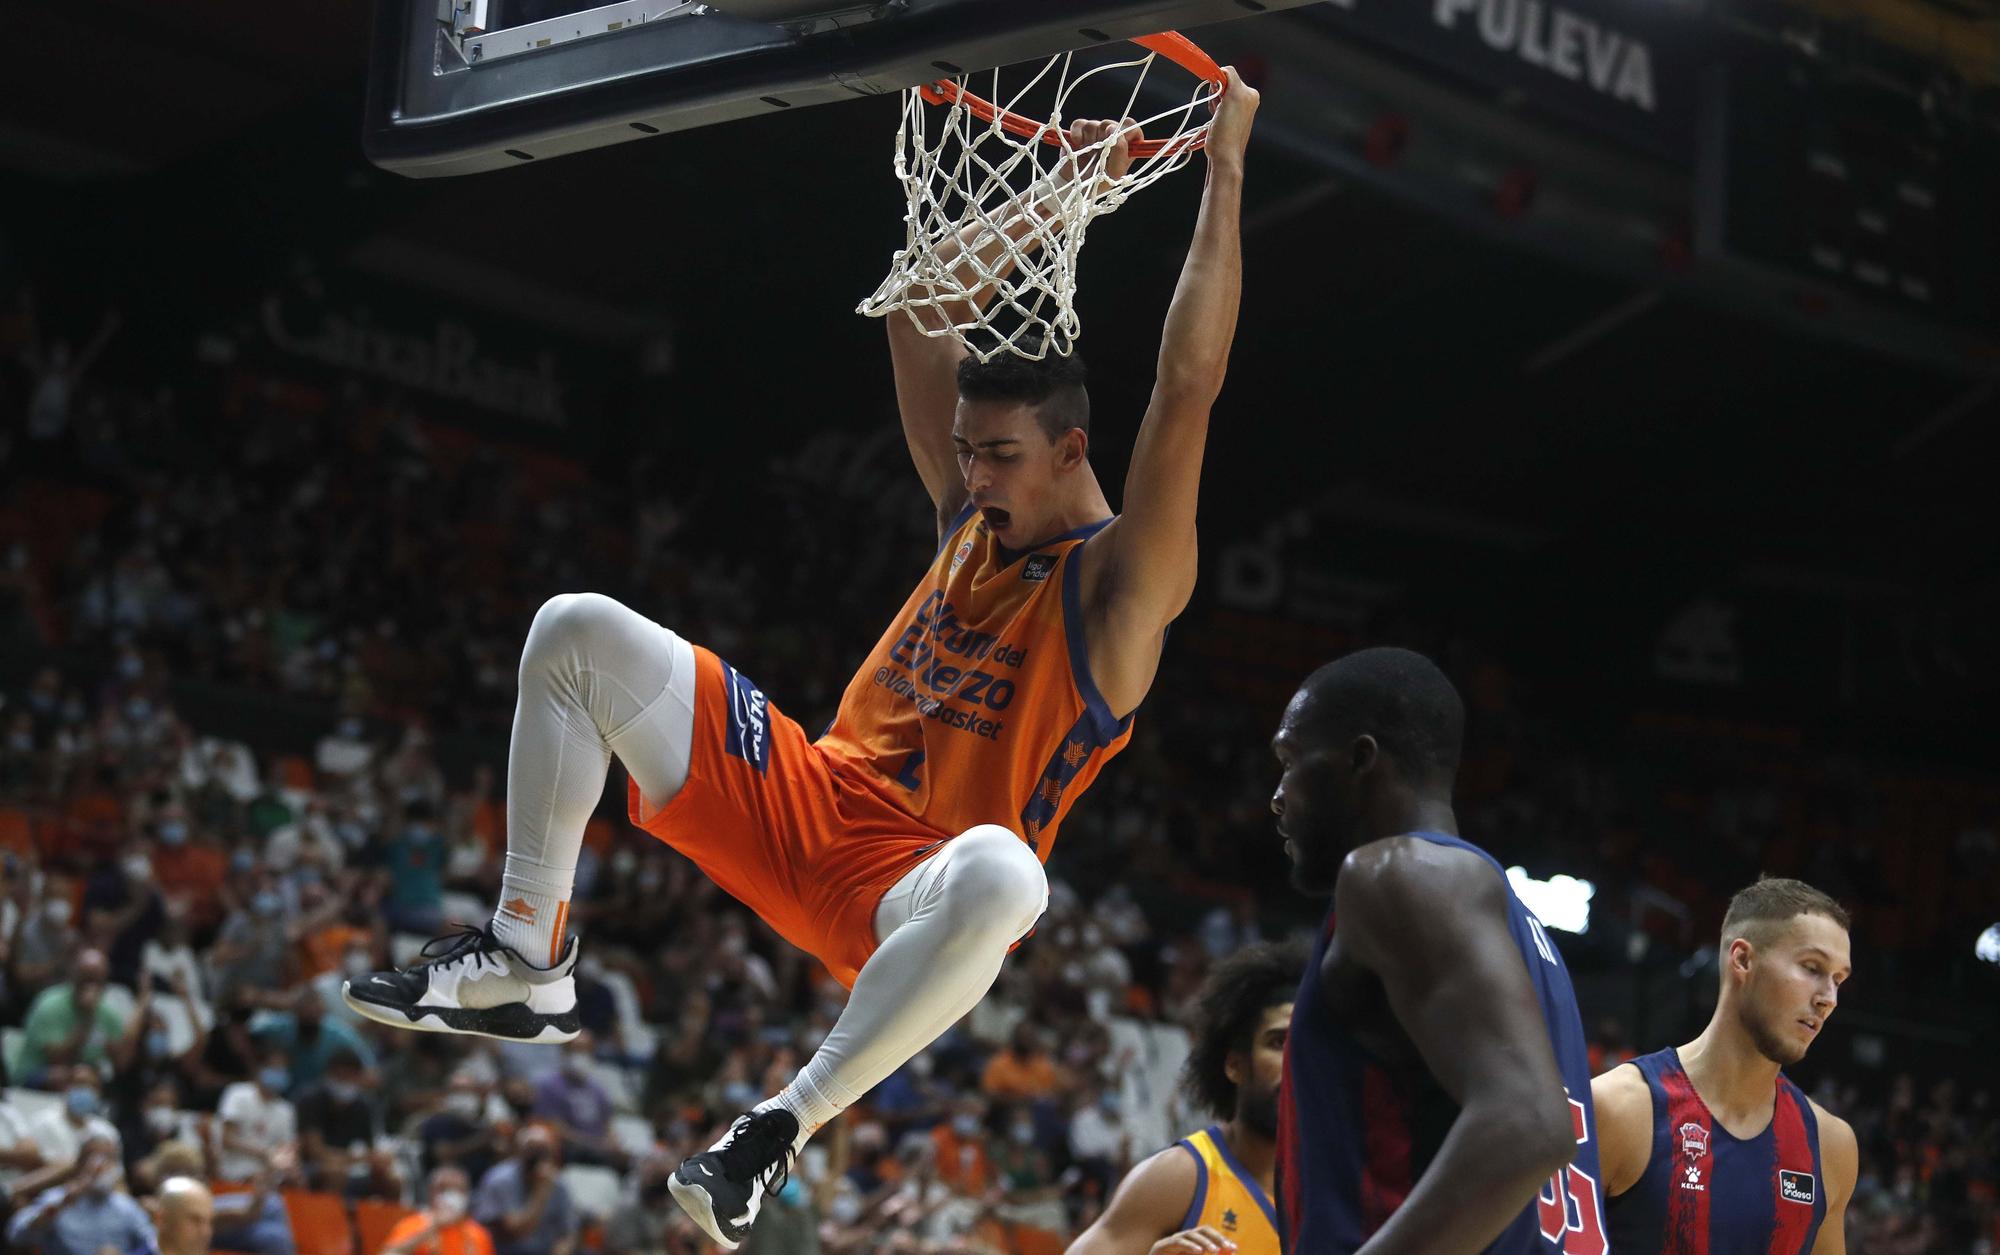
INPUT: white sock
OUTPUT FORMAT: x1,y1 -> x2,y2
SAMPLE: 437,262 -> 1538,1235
492,853 -> 575,968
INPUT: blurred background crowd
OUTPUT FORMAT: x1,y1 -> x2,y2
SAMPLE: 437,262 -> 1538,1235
2,259 -> 1996,1252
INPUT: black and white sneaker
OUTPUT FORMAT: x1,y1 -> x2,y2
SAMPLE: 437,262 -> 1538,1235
341,925 -> 580,1044
669,1109 -> 799,1251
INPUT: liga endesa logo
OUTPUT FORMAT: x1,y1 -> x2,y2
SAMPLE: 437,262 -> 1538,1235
1779,1170 -> 1816,1205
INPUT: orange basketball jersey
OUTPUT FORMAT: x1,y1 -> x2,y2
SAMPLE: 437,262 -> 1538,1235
818,503 -> 1134,860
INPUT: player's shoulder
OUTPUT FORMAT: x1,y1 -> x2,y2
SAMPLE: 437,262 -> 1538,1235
1807,1098 -> 1857,1155
1591,1060 -> 1655,1124
1105,1140 -> 1203,1216
1337,833 -> 1501,918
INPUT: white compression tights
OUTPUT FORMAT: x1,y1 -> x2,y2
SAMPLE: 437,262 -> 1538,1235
500,592 -> 1048,1150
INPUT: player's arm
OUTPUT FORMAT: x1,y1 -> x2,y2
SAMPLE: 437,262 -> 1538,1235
1811,1107 -> 1858,1255
1081,70 -> 1257,710
885,121 -> 1137,531
1336,839 -> 1581,1255
1590,1062 -> 1655,1197
1063,1146 -> 1207,1255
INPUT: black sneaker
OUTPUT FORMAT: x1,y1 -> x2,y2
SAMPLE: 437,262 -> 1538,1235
340,925 -> 580,1044
669,1109 -> 800,1250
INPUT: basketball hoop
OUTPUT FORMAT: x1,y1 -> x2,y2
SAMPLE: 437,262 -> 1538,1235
858,34 -> 1227,362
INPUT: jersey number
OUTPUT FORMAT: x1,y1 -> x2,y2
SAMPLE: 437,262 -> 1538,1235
1536,1091 -> 1608,1255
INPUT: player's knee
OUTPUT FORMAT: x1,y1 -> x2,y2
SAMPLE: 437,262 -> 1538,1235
940,825 -> 1048,937
523,592 -> 629,669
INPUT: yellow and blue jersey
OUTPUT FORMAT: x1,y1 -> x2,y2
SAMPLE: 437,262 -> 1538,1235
1175,1125 -> 1280,1255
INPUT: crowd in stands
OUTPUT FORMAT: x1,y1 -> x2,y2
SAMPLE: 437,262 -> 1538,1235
0,291 -> 1995,1254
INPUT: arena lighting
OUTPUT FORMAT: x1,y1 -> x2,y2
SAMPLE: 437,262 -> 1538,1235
1976,923 -> 2000,966
1506,866 -> 1595,935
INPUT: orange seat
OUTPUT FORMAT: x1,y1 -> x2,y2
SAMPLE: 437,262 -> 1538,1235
1011,1227 -> 1068,1255
0,806 -> 36,857
283,1189 -> 356,1255
278,755 -> 317,792
354,1198 -> 416,1255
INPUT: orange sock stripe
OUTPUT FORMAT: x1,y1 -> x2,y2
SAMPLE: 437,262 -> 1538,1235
550,899 -> 569,966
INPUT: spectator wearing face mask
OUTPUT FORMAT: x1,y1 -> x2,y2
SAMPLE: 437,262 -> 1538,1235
531,1030 -> 622,1169
262,988 -> 376,1092
15,949 -> 124,1086
385,1166 -> 494,1255
119,1077 -> 198,1177
383,799 -> 448,934
419,1075 -> 502,1183
474,1123 -> 578,1255
296,1049 -> 380,1193
5,1134 -> 154,1255
84,837 -> 165,986
10,882 -> 80,1004
26,1066 -> 122,1172
150,805 -> 227,931
929,1096 -> 995,1196
209,874 -> 293,1002
216,1048 -> 297,1182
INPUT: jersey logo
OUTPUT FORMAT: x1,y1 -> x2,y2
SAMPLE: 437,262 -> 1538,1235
723,663 -> 771,773
1678,1122 -> 1710,1161
1681,1161 -> 1705,1192
949,537 -> 975,576
1220,1208 -> 1238,1232
1779,1170 -> 1816,1204
1021,553 -> 1057,582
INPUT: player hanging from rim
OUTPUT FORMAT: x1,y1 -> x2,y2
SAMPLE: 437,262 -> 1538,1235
1270,647 -> 1606,1254
1594,876 -> 1859,1255
1065,940 -> 1304,1255
344,69 -> 1261,1250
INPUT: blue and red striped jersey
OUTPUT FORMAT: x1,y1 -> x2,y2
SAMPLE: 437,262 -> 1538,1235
1275,831 -> 1607,1255
1605,1047 -> 1827,1255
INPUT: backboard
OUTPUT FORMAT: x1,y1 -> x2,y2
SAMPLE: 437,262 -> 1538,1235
364,0 -> 1312,178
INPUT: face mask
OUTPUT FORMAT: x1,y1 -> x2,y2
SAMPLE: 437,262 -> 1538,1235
1010,1124 -> 1035,1146
344,952 -> 371,979
336,821 -> 366,847
230,850 -> 256,874
720,1081 -> 756,1110
45,899 -> 73,926
157,821 -> 188,846
145,1107 -> 179,1135
66,1088 -> 101,1118
1098,1093 -> 1122,1116
126,698 -> 153,722
952,1114 -> 981,1138
431,1189 -> 468,1223
339,719 -> 364,740
326,1080 -> 360,1103
146,1031 -> 172,1060
445,1093 -> 480,1120
777,1176 -> 806,1205
907,1053 -> 934,1079
123,856 -> 152,881
563,1053 -> 590,1078
259,1068 -> 289,1094
252,892 -> 281,917
119,652 -> 145,680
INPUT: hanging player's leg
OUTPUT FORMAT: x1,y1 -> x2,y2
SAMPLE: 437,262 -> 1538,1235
342,592 -> 698,1042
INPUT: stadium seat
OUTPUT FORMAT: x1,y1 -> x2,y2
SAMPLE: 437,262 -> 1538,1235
282,1189 -> 357,1255
610,1113 -> 657,1157
354,1199 -> 416,1254
558,1164 -> 623,1221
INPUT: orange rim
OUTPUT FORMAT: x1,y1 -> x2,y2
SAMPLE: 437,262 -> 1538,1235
918,32 -> 1225,160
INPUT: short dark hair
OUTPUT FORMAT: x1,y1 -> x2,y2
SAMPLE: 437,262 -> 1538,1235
955,343 -> 1090,442
1721,876 -> 1850,949
1180,940 -> 1308,1121
1296,647 -> 1465,783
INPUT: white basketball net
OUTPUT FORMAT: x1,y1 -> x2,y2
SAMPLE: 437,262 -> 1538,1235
858,47 -> 1223,362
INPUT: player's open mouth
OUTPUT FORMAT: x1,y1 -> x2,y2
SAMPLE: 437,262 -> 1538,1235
982,507 -> 1011,531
